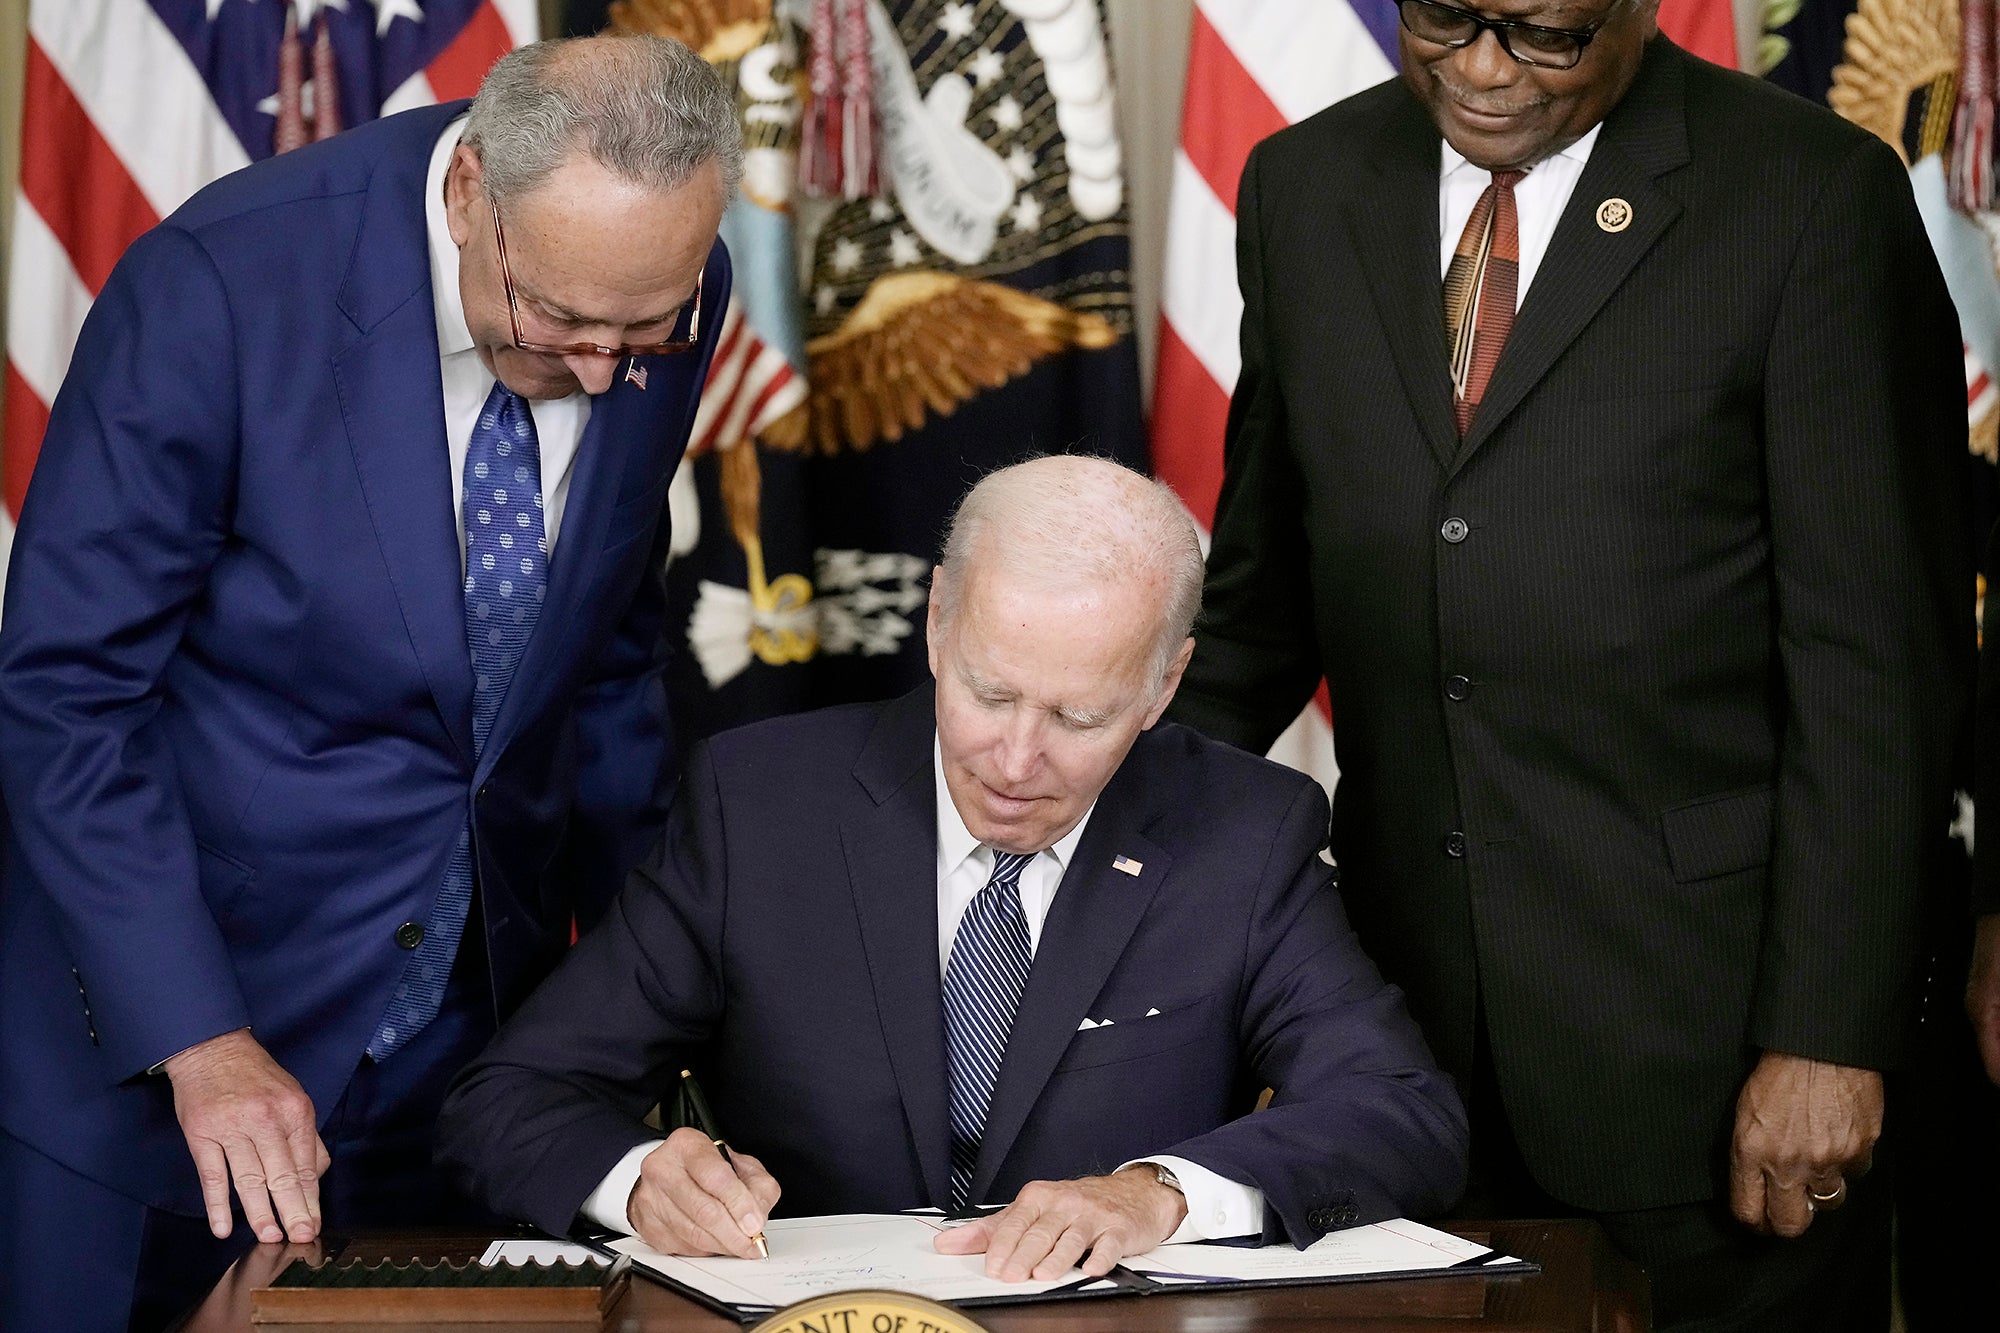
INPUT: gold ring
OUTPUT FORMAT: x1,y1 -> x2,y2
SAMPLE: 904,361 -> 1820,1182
1808,1179 -> 1846,1205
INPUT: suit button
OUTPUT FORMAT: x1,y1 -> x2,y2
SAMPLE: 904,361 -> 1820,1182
395,922 -> 425,950
1445,831 -> 1466,857
1440,517 -> 1468,544
1445,675 -> 1472,701
1307,1208 -> 1337,1230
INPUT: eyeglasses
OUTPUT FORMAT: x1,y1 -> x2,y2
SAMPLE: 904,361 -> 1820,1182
490,203 -> 703,357
1397,0 -> 1614,70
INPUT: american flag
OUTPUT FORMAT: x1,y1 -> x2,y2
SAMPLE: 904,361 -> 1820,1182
1150,0 -> 1740,795
1150,0 -> 1401,794
1,0 -> 539,606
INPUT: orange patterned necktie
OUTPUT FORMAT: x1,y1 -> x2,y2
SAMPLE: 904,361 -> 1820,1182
1444,168 -> 1528,436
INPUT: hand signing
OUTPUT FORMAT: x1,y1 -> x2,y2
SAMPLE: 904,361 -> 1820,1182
626,1126 -> 781,1258
1728,1051 -> 1880,1239
932,1166 -> 1187,1281
163,1028 -> 329,1243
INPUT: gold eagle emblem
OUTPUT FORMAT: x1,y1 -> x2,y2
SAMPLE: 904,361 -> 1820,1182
1827,0 -> 1959,164
608,0 -> 774,64
763,271 -> 1118,455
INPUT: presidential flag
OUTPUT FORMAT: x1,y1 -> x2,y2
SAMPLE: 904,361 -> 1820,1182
597,0 -> 820,744
780,0 -> 1149,705
1,0 -> 537,614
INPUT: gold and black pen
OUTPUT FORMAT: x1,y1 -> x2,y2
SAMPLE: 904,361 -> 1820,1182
680,1068 -> 769,1259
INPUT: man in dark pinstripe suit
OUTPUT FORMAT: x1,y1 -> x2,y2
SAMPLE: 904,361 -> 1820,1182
1169,2 -> 1971,1328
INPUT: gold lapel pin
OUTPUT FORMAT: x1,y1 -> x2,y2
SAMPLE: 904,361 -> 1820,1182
1596,198 -> 1633,233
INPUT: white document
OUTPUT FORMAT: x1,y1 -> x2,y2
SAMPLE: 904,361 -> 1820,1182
606,1214 -> 1104,1309
605,1213 -> 1519,1312
1128,1217 -> 1511,1282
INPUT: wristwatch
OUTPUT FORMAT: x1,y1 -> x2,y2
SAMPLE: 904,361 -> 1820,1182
1139,1161 -> 1184,1196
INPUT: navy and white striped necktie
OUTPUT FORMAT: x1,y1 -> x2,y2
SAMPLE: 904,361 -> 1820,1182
942,849 -> 1036,1210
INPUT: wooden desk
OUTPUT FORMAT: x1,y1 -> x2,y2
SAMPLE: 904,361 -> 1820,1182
178,1220 -> 1647,1332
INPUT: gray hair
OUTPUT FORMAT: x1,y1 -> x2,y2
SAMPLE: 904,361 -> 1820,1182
933,457 -> 1205,694
462,35 -> 744,207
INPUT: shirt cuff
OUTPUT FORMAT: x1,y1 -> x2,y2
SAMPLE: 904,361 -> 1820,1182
1120,1155 -> 1264,1243
580,1141 -> 663,1235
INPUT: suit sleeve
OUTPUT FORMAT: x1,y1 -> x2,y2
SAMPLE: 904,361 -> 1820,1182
1158,782 -> 1469,1244
1168,144 -> 1329,752
545,244 -> 735,931
438,740 -> 731,1236
0,225 -> 251,1078
1751,134 -> 1974,1065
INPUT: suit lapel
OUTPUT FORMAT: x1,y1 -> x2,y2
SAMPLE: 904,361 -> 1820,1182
970,805 -> 1171,1204
841,688 -> 953,1207
333,106 -> 475,766
1455,39 -> 1692,469
1345,89 -> 1459,473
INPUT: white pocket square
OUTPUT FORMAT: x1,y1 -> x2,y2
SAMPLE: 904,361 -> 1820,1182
1076,1017 -> 1117,1030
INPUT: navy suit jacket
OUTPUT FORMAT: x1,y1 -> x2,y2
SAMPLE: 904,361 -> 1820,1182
0,102 -> 730,1213
439,686 -> 1468,1246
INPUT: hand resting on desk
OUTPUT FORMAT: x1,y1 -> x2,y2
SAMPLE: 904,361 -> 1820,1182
164,1027 -> 331,1245
932,1165 -> 1188,1281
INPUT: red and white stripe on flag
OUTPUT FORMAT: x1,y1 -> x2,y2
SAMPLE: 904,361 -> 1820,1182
687,299 -> 806,461
1151,0 -> 1395,795
0,0 -> 537,608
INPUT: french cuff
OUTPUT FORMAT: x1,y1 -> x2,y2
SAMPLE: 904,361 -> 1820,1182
580,1141 -> 663,1236
1119,1155 -> 1264,1243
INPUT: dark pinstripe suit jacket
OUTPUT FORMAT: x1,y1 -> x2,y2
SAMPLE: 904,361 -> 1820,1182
1170,38 -> 1973,1213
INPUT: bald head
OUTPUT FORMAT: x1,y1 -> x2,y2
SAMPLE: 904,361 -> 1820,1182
933,456 -> 1204,693
925,458 -> 1206,853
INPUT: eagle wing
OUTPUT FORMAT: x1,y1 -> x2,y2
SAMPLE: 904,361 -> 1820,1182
608,0 -> 774,63
764,271 -> 1118,455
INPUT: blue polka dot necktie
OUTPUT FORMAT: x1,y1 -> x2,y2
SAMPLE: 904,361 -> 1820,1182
942,849 -> 1036,1209
370,382 -> 546,1058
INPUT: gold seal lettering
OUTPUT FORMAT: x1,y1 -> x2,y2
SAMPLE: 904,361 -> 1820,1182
751,1291 -> 993,1333
1596,198 -> 1633,233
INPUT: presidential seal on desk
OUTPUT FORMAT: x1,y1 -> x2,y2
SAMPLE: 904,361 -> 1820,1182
750,1290 -> 992,1333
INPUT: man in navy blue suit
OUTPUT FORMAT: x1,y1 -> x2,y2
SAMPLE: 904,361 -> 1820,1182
0,35 -> 737,1332
440,457 -> 1468,1280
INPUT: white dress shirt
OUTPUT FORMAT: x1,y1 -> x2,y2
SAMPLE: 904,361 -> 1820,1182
1438,123 -> 1602,302
423,117 -> 591,566
579,736 -> 1264,1243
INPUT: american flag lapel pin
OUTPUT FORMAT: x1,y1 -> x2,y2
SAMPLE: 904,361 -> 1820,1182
1112,854 -> 1143,877
624,360 -> 648,390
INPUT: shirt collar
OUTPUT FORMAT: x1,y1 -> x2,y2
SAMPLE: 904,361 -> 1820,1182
426,114 -> 475,359
1440,121 -> 1603,181
933,735 -> 1096,881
